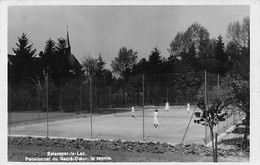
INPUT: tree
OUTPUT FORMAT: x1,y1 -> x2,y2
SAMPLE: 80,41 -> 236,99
222,16 -> 250,149
95,54 -> 113,86
194,98 -> 228,161
149,47 -> 162,65
55,38 -> 67,56
82,55 -> 98,77
111,47 -> 138,81
220,71 -> 249,149
226,16 -> 249,54
147,47 -> 162,74
132,58 -> 148,75
168,22 -> 217,72
54,38 -> 74,81
96,54 -> 106,79
181,44 -> 197,69
214,35 -> 230,75
39,38 -> 56,72
11,33 -> 37,83
81,54 -> 112,86
168,32 -> 186,58
226,16 -> 250,80
168,22 -> 210,60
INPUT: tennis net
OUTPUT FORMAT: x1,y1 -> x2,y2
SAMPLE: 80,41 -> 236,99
113,106 -> 196,118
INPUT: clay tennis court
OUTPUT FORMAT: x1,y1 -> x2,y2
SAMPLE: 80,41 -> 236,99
8,106 -> 240,144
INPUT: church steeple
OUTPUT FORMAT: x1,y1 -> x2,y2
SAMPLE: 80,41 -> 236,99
65,25 -> 71,55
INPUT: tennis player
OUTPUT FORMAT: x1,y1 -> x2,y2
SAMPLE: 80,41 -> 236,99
153,109 -> 159,128
131,106 -> 135,118
165,102 -> 169,111
187,103 -> 190,114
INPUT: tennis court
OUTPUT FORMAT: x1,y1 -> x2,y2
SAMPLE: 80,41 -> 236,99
8,105 -> 241,144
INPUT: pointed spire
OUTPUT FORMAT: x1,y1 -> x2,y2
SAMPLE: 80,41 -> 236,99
67,25 -> 71,49
65,25 -> 71,55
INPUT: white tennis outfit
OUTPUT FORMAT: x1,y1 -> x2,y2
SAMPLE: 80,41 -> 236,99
187,103 -> 190,113
165,102 -> 169,111
153,111 -> 159,125
131,107 -> 135,116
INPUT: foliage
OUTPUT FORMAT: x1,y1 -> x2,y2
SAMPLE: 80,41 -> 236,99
10,33 -> 37,83
53,38 -> 75,81
226,17 -> 250,51
111,47 -> 138,80
39,39 -> 56,73
168,22 -> 210,60
220,72 -> 249,112
194,98 -> 227,126
81,54 -> 113,86
194,98 -> 228,154
12,33 -> 37,59
221,16 -> 250,148
82,55 -> 99,76
213,36 -> 230,75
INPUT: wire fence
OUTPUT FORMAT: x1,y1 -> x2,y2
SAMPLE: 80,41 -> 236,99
8,79 -> 201,115
8,71 -> 244,144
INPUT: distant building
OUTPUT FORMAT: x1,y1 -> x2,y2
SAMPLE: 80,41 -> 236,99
65,26 -> 82,76
8,27 -> 82,80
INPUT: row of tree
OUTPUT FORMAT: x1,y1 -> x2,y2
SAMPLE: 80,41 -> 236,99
8,18 -> 249,89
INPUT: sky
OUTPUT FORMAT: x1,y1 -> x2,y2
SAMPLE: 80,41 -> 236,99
8,5 -> 249,69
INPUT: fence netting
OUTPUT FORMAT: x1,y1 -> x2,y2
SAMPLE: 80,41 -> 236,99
8,71 -> 243,144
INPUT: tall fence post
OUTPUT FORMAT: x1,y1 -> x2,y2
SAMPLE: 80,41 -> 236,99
217,74 -> 220,98
89,75 -> 93,139
166,86 -> 168,102
108,87 -> 111,108
232,113 -> 235,125
8,84 -> 11,135
147,87 -> 150,105
205,70 -> 207,144
37,86 -> 40,123
130,88 -> 132,106
217,73 -> 220,134
142,74 -> 145,141
45,72 -> 49,138
80,84 -> 82,112
186,87 -> 189,103
95,86 -> 97,114
60,84 -> 63,120
214,132 -> 218,162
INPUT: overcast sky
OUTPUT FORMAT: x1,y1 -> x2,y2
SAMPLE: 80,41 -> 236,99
8,5 -> 249,69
